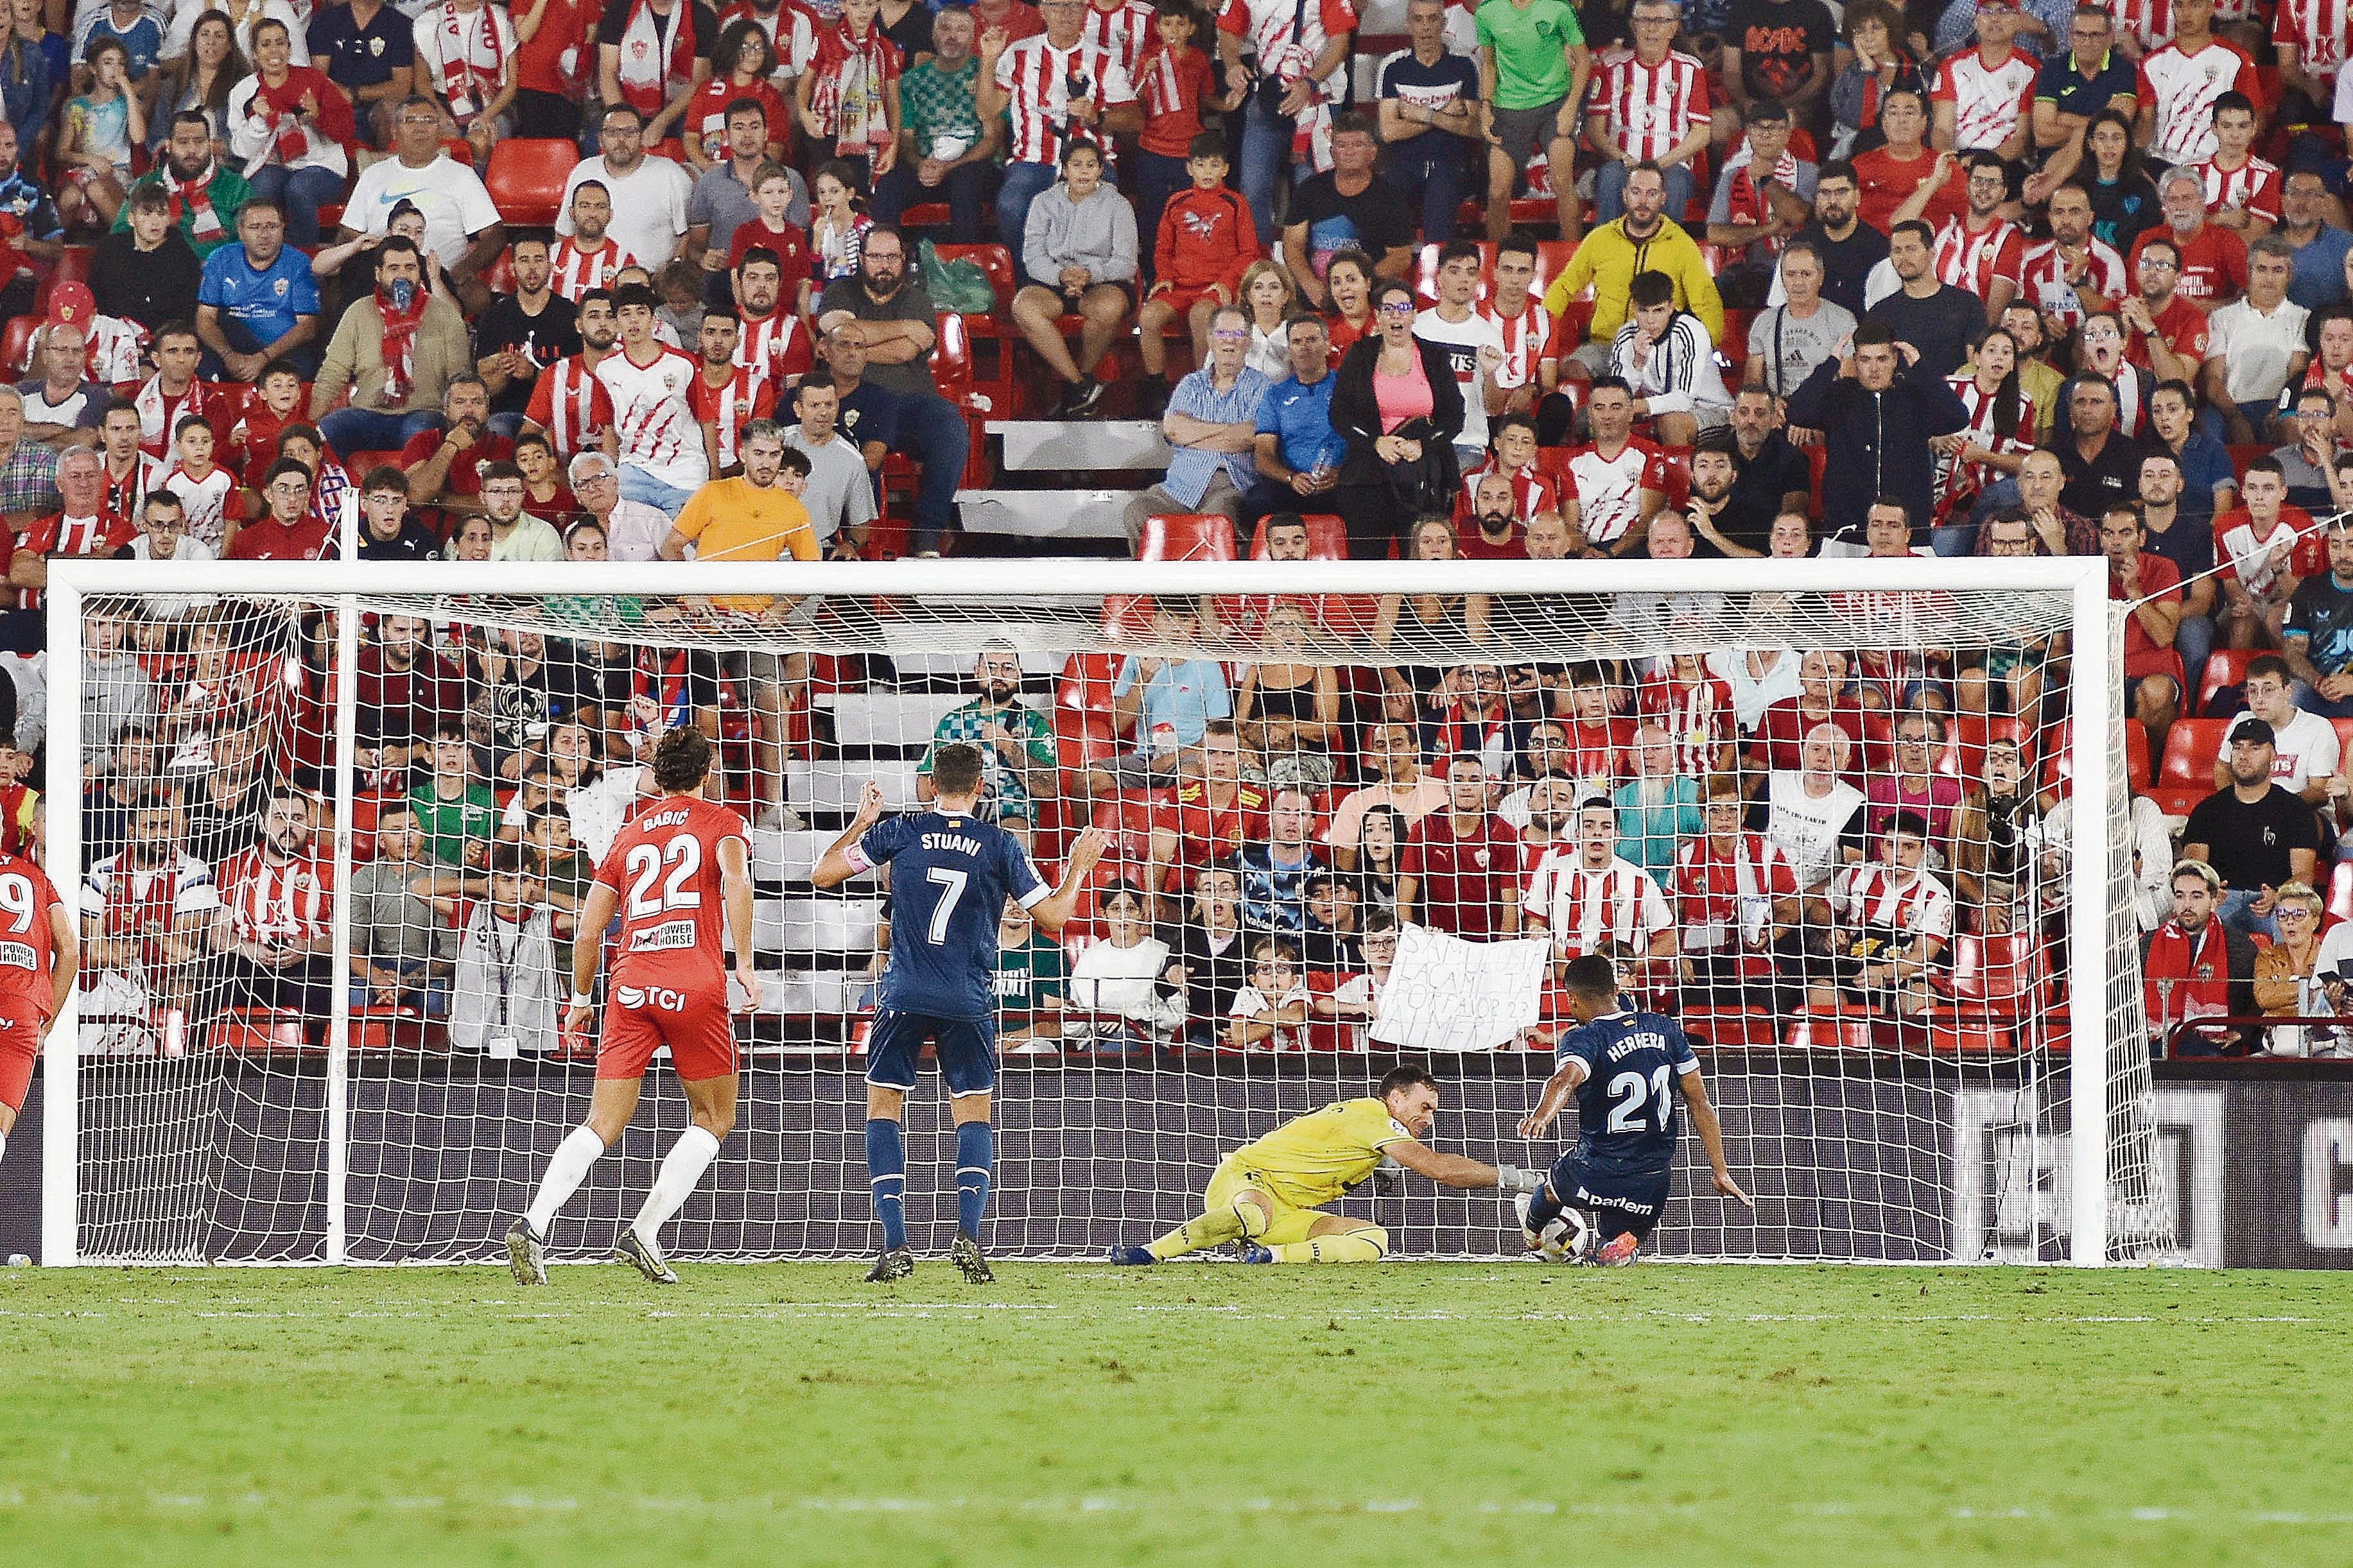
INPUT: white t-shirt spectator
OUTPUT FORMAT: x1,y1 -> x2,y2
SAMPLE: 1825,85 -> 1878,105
2227,706 -> 2341,793
556,154 -> 693,271
781,427 -> 876,547
1766,770 -> 1864,890
342,152 -> 504,268
595,345 -> 709,494
1414,309 -> 1504,451
2207,294 -> 2313,409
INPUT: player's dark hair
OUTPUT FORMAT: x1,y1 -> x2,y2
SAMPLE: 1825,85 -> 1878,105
611,282 -> 660,316
2244,454 -> 2286,483
1186,130 -> 1225,162
1376,1063 -> 1438,1099
650,726 -> 713,793
1887,809 -> 1931,842
1561,952 -> 1620,1003
361,465 -> 408,497
930,741 -> 985,800
2211,89 -> 2253,121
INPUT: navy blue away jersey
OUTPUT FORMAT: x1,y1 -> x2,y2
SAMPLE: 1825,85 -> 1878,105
852,811 -> 1049,1020
1558,1008 -> 1701,1174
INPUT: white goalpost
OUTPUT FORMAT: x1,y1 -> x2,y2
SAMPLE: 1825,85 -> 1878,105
39,555 -> 2175,1268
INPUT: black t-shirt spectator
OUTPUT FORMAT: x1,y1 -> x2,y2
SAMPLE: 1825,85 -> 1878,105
309,0 -> 416,92
1157,918 -> 1249,1034
2286,569 -> 2353,675
1380,49 -> 1481,142
1728,0 -> 1834,99
1864,282 -> 1983,381
2139,504 -> 2216,590
1787,220 -> 1886,319
1286,172 -> 1415,271
473,291 -> 582,417
2182,782 -> 2322,892
2058,430 -> 2146,519
358,517 -> 448,561
816,275 -> 941,399
1717,428 -> 1811,553
89,226 -> 202,334
595,0 -> 719,71
880,0 -> 932,64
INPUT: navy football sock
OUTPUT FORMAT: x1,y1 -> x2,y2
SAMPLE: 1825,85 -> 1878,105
1522,1184 -> 1564,1233
866,1118 -> 907,1252
954,1120 -> 993,1240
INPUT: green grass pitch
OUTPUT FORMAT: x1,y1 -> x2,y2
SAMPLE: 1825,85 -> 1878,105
8,1261 -> 2353,1567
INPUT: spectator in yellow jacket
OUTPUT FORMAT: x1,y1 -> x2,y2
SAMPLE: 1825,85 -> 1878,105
1542,162 -> 1723,379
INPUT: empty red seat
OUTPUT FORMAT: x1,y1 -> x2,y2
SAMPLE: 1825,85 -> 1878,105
484,137 -> 580,228
2146,718 -> 2228,816
2195,647 -> 2257,716
1139,513 -> 1237,562
0,314 -> 33,377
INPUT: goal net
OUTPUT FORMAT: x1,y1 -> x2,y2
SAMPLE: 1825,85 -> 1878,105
40,556 -> 2178,1267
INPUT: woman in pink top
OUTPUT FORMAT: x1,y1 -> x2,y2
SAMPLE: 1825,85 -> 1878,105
1329,278 -> 1464,560
1864,709 -> 1963,859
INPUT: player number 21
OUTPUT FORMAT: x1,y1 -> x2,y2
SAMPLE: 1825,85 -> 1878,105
623,834 -> 703,919
1604,1065 -> 1674,1135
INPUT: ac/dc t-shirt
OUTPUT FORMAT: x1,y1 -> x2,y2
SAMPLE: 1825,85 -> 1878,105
1726,0 -> 1833,99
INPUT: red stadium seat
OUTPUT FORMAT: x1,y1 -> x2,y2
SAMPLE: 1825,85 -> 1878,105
1248,512 -> 1348,559
2146,718 -> 2230,816
0,314 -> 33,377
210,1008 -> 309,1056
2196,646 -> 2257,716
484,138 -> 580,228
931,243 -> 1021,410
1787,1008 -> 1877,1051
1680,1008 -> 1778,1049
1138,513 -> 1238,562
33,244 -> 92,311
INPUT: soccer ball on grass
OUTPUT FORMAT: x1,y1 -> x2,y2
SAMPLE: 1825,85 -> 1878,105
1513,1192 -> 1593,1262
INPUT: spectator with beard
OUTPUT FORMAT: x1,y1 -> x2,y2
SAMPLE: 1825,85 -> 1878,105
473,236 -> 580,439
1233,786 -> 1324,933
2180,718 -> 2323,940
83,722 -> 160,865
1457,470 -> 1528,558
1398,753 -> 1522,939
356,611 -> 467,780
1720,386 -> 1813,540
917,640 -> 1058,847
1680,439 -> 1754,558
82,791 -> 222,1024
209,786 -> 337,1024
312,237 -> 469,459
522,288 -> 619,465
2143,859 -> 2257,1055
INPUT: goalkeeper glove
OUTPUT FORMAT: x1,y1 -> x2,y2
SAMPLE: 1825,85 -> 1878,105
1494,1164 -> 1545,1194
1371,1156 -> 1403,1195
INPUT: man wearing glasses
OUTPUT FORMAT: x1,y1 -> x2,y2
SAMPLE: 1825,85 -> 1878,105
556,104 -> 694,273
1120,304 -> 1269,552
226,460 -> 333,560
336,95 -> 507,313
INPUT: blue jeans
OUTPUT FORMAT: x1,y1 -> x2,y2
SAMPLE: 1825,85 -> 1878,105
246,162 -> 347,247
1237,97 -> 1310,252
873,157 -> 998,243
1391,135 -> 1475,243
319,406 -> 442,460
1593,160 -> 1694,226
996,159 -> 1059,283
620,465 -> 697,515
894,390 -> 969,555
485,411 -> 526,441
2175,612 -> 2215,709
2293,678 -> 2353,719
2217,886 -> 2279,942
1131,150 -> 1192,281
197,317 -> 320,381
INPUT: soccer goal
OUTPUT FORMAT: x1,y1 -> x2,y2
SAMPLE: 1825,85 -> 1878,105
39,555 -> 2177,1267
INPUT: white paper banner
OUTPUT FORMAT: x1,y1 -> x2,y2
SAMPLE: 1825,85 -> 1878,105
1368,923 -> 1550,1053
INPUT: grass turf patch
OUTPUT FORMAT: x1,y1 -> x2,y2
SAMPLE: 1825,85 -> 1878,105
6,1262 -> 2352,1567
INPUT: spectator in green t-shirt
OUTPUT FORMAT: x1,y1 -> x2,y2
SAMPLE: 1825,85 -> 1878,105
1474,0 -> 1589,242
871,5 -> 1003,243
993,898 -> 1068,1047
916,639 -> 1059,847
410,720 -> 499,866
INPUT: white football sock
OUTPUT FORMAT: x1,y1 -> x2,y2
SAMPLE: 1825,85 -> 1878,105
525,1126 -> 608,1233
630,1126 -> 721,1246
0,1129 -> 8,1166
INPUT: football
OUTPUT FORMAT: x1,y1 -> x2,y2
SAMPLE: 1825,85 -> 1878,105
1513,1193 -> 1593,1262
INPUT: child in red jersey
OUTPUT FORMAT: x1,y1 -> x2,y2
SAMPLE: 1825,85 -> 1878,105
1131,0 -> 1244,279
1136,131 -> 1258,410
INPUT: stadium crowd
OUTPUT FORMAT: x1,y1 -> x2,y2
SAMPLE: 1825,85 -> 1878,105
6,0 -> 2353,1058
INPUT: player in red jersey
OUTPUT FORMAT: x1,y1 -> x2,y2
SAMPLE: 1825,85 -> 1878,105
0,845 -> 76,1171
508,728 -> 757,1286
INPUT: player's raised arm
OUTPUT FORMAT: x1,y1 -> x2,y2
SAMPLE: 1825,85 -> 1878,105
1518,1055 -> 1590,1141
1676,1064 -> 1754,1208
810,781 -> 889,889
718,834 -> 758,1010
1023,827 -> 1110,937
1384,1135 -> 1545,1193
564,879 -> 621,1037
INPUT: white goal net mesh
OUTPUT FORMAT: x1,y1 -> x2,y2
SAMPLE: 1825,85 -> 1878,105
56,564 -> 2176,1265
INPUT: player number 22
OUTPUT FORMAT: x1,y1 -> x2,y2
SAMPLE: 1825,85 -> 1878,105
1604,1065 -> 1674,1135
623,834 -> 703,919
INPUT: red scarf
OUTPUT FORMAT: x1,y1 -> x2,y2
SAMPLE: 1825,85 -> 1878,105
2144,916 -> 2232,1038
377,283 -> 430,406
435,0 -> 505,121
249,68 -> 354,167
166,160 -> 224,242
614,0 -> 696,120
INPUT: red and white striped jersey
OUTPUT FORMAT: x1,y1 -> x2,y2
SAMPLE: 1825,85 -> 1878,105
100,452 -> 162,523
2017,237 -> 2127,329
1931,47 -> 2036,151
1080,0 -> 1156,85
1583,46 -> 1709,164
1217,0 -> 1356,101
135,375 -> 212,461
1672,831 -> 1798,951
1481,297 -> 1554,392
1637,671 -> 1735,778
1522,851 -> 1673,956
2136,39 -> 2259,168
2191,154 -> 2283,226
991,34 -> 1138,167
684,363 -> 776,470
2108,0 -> 2174,55
1931,215 -> 2026,299
733,309 -> 814,387
524,354 -> 615,460
161,464 -> 240,551
547,234 -> 635,301
1564,436 -> 1669,546
1830,861 -> 1954,945
1932,373 -> 2038,519
2273,0 -> 2353,83
214,849 -> 333,945
596,345 -> 709,491
1454,460 -> 1558,524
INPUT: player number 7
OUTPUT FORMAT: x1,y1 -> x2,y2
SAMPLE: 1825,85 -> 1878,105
925,867 -> 968,945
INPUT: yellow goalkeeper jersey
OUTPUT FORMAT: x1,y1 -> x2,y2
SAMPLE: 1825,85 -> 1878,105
1229,1099 -> 1415,1209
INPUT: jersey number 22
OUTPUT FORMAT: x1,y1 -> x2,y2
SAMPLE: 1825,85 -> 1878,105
624,835 -> 703,919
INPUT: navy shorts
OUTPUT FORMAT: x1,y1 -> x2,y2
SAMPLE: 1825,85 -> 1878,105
1546,1154 -> 1673,1244
865,1008 -> 997,1097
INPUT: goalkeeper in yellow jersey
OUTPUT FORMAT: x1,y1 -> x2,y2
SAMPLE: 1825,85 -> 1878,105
1107,1064 -> 1545,1265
